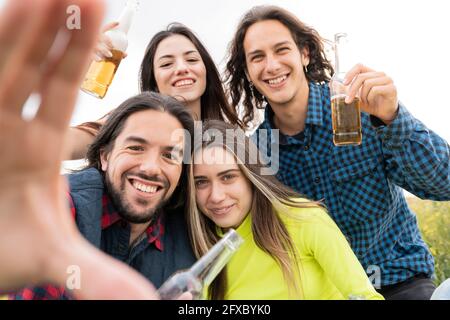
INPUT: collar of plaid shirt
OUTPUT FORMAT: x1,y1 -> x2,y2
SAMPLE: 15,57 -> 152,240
266,81 -> 327,127
69,193 -> 165,251
260,81 -> 329,145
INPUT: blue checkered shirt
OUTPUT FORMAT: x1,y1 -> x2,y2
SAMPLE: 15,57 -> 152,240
253,81 -> 450,286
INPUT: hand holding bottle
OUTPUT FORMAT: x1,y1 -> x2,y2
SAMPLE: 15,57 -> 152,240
81,0 -> 138,99
343,64 -> 398,125
94,22 -> 128,61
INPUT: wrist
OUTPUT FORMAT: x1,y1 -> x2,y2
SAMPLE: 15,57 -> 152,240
376,105 -> 399,126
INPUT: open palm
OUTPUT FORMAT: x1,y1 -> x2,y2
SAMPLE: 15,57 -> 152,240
0,0 -> 157,299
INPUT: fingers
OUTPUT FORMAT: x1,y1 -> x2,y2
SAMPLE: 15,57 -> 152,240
343,63 -> 374,85
0,0 -> 31,76
94,42 -> 113,61
359,76 -> 393,107
177,292 -> 194,300
36,0 -> 105,131
342,63 -> 398,120
94,22 -> 130,61
0,0 -> 66,115
93,22 -> 119,61
345,71 -> 387,103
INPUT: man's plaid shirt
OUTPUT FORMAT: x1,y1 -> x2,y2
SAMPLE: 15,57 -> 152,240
10,193 -> 164,300
253,81 -> 450,286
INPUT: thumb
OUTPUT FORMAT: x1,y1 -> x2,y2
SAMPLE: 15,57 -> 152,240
101,21 -> 119,33
65,239 -> 159,300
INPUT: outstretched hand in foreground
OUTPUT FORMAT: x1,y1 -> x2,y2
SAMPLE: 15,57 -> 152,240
0,0 -> 158,300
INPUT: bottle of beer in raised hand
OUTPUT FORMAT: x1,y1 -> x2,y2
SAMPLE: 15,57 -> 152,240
330,33 -> 362,146
81,0 -> 138,99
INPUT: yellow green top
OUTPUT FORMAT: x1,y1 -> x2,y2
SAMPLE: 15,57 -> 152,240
220,201 -> 384,300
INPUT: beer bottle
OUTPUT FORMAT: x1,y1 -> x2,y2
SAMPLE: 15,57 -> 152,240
81,0 -> 138,99
157,229 -> 243,300
330,33 -> 362,146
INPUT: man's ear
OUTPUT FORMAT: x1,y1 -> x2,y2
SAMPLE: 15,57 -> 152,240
301,47 -> 310,67
100,148 -> 109,172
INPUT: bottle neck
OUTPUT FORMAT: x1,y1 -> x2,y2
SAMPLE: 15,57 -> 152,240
334,33 -> 349,77
117,1 -> 138,34
189,230 -> 243,286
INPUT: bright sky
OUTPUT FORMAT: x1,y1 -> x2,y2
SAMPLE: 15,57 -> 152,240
2,0 -> 450,142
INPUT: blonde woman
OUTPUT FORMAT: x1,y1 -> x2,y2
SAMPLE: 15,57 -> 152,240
186,120 -> 384,300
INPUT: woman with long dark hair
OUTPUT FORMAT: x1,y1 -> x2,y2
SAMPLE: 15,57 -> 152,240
65,23 -> 240,159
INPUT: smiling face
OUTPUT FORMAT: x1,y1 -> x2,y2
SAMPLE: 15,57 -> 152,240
243,19 -> 309,108
153,34 -> 207,108
193,146 -> 253,230
100,109 -> 185,224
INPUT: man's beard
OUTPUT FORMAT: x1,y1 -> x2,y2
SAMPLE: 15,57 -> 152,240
104,172 -> 169,224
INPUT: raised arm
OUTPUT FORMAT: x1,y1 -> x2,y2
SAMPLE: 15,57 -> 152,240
62,21 -> 126,161
63,117 -> 106,160
345,64 -> 450,200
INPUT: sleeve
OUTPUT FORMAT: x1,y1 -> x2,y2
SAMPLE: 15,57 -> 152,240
303,212 -> 384,300
8,285 -> 72,300
371,103 -> 450,200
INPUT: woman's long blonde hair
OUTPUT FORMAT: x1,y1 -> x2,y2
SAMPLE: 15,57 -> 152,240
186,120 -> 323,299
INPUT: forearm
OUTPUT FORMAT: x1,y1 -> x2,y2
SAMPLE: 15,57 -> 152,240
62,127 -> 96,160
374,103 -> 450,200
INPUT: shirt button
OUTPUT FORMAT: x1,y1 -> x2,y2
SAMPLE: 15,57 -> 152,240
314,177 -> 320,184
304,145 -> 310,151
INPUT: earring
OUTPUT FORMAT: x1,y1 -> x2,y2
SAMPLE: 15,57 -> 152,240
249,81 -> 255,97
304,64 -> 309,74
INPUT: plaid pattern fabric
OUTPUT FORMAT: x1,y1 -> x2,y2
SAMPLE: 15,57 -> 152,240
99,194 -> 165,251
253,81 -> 450,286
10,193 -> 164,300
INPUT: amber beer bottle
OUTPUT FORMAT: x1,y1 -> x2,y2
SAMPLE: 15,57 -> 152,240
81,1 -> 138,99
330,33 -> 362,146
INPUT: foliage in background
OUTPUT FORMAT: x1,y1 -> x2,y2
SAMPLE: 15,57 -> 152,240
408,197 -> 450,286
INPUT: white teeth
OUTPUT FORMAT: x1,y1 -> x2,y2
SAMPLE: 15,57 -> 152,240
132,180 -> 157,194
267,75 -> 287,85
174,79 -> 194,87
211,205 -> 233,214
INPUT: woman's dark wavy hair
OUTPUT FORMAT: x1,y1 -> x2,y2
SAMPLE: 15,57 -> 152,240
225,5 -> 334,128
139,23 -> 241,127
86,92 -> 195,209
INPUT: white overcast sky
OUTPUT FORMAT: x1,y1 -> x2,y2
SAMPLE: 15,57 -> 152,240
2,0 -> 450,142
